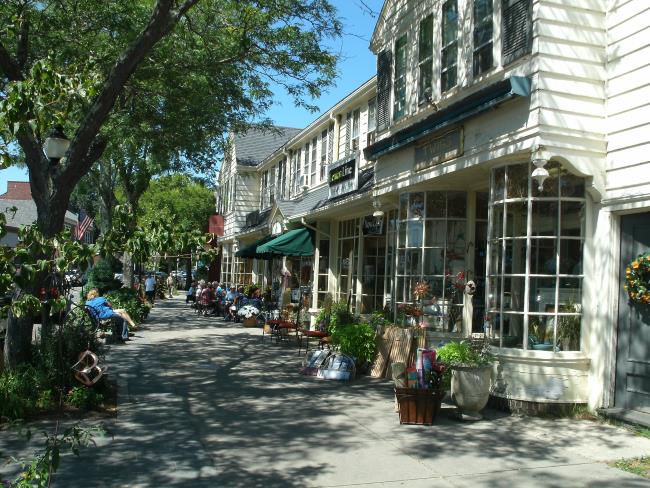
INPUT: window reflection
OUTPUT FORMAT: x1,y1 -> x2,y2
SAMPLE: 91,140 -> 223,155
488,162 -> 586,351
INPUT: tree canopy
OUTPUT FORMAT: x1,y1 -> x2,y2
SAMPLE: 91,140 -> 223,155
0,0 -> 341,236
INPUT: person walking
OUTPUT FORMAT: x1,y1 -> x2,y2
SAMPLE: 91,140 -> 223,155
145,274 -> 156,305
166,274 -> 174,298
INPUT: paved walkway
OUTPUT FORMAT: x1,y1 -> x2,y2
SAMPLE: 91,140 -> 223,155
3,297 -> 650,487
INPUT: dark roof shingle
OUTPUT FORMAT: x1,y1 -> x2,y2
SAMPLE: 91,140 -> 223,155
234,126 -> 301,166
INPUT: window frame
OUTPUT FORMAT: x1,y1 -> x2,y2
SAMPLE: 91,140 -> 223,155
473,0 -> 494,77
441,0 -> 459,94
393,34 -> 408,121
418,14 -> 434,104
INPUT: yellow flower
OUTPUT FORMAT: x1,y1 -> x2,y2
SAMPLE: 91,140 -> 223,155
632,261 -> 640,269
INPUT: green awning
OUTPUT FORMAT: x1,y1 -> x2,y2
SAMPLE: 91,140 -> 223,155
235,234 -> 277,258
256,227 -> 315,257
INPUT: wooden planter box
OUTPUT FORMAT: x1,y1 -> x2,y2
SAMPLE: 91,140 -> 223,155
395,388 -> 444,425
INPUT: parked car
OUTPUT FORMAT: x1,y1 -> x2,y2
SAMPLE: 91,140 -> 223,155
65,270 -> 85,286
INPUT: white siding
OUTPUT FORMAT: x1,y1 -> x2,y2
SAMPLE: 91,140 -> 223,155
605,0 -> 650,202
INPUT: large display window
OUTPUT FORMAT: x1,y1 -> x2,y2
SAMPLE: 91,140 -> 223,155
395,191 -> 468,332
337,219 -> 359,306
487,162 -> 585,351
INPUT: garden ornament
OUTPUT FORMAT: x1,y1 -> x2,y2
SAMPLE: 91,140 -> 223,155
71,349 -> 106,386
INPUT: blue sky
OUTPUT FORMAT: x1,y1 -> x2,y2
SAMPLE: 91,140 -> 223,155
0,0 -> 381,193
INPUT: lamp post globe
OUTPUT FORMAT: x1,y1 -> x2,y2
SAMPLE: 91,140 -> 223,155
43,125 -> 71,165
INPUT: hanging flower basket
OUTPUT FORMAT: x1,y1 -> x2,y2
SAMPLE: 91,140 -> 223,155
625,252 -> 650,304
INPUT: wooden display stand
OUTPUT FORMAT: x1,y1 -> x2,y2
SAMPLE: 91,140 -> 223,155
394,388 -> 444,425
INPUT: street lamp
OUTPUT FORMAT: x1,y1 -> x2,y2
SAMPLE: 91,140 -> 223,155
43,125 -> 71,166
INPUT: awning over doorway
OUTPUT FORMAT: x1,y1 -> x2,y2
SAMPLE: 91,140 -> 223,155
235,234 -> 277,258
256,227 -> 315,257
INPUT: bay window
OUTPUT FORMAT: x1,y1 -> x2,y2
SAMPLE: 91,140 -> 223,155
487,162 -> 585,351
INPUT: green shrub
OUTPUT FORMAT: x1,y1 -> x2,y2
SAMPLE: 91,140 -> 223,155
330,322 -> 377,367
36,306 -> 105,389
105,287 -> 149,325
0,364 -> 48,419
86,260 -> 121,294
436,340 -> 494,389
67,386 -> 103,410
328,300 -> 355,332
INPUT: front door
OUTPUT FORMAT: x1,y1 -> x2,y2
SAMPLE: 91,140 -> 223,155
616,212 -> 650,411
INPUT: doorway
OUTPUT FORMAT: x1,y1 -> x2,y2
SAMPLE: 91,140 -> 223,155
615,212 -> 650,411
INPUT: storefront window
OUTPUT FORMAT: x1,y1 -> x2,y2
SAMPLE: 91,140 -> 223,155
396,191 -> 468,333
360,219 -> 387,314
338,218 -> 359,307
317,222 -> 330,308
487,162 -> 585,351
222,244 -> 233,286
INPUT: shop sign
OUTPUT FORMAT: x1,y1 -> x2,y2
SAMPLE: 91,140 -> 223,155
328,153 -> 359,199
362,215 -> 384,235
414,127 -> 463,172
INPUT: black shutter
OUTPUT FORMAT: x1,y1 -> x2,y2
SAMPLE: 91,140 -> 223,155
345,112 -> 351,155
376,49 -> 392,132
502,0 -> 532,66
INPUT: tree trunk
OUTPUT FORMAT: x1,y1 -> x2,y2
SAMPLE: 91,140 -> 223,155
3,288 -> 35,370
122,251 -> 134,288
185,258 -> 192,289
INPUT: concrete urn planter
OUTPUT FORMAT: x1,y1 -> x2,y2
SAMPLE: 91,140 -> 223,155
450,364 -> 492,421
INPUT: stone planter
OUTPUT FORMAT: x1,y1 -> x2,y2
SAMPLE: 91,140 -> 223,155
450,364 -> 492,421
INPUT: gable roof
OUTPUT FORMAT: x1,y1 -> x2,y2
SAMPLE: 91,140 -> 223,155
233,126 -> 301,166
1,199 -> 78,229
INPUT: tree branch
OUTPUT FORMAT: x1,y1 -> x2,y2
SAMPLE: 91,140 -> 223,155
62,0 -> 199,183
0,42 -> 24,81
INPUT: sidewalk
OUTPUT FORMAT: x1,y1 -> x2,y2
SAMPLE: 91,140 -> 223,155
4,297 -> 650,487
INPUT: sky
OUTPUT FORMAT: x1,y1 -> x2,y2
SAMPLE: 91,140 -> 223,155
0,0 -> 382,194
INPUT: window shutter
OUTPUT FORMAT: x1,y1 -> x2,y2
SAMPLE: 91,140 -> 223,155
345,112 -> 352,155
502,0 -> 532,66
376,49 -> 393,132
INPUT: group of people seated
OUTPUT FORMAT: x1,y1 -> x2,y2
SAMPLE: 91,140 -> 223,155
185,281 -> 266,322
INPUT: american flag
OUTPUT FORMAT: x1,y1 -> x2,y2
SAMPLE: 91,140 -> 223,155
75,213 -> 93,241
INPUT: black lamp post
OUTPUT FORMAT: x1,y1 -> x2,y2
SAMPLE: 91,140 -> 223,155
43,125 -> 71,166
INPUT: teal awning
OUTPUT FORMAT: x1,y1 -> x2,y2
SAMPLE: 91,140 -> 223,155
256,227 -> 315,257
235,234 -> 277,258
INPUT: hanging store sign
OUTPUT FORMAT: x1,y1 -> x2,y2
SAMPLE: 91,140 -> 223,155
362,215 -> 384,235
328,152 -> 359,199
414,127 -> 463,172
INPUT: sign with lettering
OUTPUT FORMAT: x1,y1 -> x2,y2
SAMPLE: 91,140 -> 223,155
414,127 -> 463,172
362,215 -> 384,235
328,153 -> 359,199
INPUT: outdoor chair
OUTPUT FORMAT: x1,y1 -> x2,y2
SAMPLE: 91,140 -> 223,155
298,328 -> 330,355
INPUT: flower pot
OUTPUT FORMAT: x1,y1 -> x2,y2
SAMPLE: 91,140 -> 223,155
394,388 -> 444,425
450,364 -> 492,421
242,316 -> 258,327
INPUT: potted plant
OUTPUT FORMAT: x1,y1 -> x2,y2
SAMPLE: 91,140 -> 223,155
436,340 -> 494,421
238,304 -> 260,327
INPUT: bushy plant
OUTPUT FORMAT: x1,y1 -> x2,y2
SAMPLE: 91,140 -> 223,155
0,364 -> 51,419
67,386 -> 104,410
105,287 -> 150,325
85,260 -> 121,294
328,300 -> 355,333
330,322 -> 377,368
436,340 -> 493,368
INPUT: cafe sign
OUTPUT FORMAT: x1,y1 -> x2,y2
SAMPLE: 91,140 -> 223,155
414,127 -> 463,172
328,152 -> 359,199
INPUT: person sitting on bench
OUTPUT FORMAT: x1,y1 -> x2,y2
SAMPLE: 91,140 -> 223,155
86,288 -> 137,342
